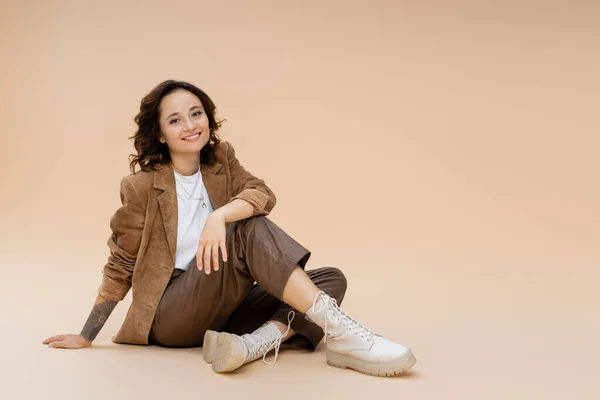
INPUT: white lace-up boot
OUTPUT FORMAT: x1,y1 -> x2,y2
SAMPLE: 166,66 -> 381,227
205,311 -> 295,373
305,291 -> 416,377
202,330 -> 219,364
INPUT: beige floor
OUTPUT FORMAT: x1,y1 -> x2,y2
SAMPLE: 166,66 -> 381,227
2,243 -> 598,399
2,0 -> 599,398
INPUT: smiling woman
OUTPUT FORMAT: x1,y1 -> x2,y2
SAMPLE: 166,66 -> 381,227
128,81 -> 224,175
42,80 -> 416,378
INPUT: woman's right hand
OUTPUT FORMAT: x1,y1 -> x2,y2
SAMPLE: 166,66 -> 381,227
43,334 -> 91,349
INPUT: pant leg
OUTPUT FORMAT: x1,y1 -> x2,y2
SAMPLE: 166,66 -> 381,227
149,216 -> 311,348
220,267 -> 348,351
273,267 -> 347,350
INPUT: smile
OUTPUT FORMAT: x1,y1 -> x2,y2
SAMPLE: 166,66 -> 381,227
182,133 -> 200,141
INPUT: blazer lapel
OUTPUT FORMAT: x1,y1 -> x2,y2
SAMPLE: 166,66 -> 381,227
154,164 -> 178,266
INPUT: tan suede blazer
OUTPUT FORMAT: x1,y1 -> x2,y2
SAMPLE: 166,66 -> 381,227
98,141 -> 276,345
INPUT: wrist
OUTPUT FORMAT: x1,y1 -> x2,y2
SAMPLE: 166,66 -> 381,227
211,209 -> 227,222
78,335 -> 92,346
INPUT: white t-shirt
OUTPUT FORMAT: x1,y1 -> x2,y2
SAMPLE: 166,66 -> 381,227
173,169 -> 214,271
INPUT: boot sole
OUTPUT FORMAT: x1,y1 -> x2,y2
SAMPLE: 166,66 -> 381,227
211,333 -> 247,373
202,330 -> 219,364
326,349 -> 417,377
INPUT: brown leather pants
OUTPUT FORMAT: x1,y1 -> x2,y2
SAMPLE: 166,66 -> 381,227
149,216 -> 347,350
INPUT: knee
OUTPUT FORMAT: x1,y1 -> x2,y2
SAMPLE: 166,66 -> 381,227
246,215 -> 269,227
322,266 -> 348,297
235,215 -> 269,235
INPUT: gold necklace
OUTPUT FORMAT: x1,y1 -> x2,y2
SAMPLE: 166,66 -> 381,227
175,171 -> 207,208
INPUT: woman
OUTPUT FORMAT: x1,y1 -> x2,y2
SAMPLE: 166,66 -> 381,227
43,80 -> 416,377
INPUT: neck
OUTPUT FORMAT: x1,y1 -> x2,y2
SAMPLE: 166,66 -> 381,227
170,152 -> 200,176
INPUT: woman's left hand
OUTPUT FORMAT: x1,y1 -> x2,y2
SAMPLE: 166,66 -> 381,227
197,211 -> 228,274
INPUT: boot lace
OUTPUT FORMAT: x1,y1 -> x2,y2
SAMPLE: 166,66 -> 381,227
244,310 -> 296,365
310,291 -> 375,342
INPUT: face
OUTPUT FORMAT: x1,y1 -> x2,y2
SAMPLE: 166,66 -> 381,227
158,89 -> 211,157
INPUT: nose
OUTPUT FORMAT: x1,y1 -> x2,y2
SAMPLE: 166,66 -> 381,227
183,117 -> 196,131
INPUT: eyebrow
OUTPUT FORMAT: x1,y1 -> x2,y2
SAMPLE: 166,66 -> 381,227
166,105 -> 202,120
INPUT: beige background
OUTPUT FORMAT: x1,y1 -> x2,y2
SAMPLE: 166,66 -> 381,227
1,0 -> 598,399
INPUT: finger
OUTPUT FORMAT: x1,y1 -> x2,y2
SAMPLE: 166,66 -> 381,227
212,244 -> 219,271
43,335 -> 66,344
196,245 -> 204,271
204,245 -> 212,274
48,339 -> 68,348
220,240 -> 228,263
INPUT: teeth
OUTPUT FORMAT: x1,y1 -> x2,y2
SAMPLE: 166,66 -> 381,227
184,133 -> 199,140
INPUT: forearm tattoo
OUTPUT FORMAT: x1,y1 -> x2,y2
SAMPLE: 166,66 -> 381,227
80,300 -> 118,342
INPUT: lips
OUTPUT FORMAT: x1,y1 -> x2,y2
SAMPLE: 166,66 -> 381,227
182,132 -> 200,141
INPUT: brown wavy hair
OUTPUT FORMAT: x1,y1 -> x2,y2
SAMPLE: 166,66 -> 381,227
129,80 -> 224,173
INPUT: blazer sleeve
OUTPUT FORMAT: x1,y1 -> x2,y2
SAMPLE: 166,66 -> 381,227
226,142 -> 277,215
98,177 -> 145,301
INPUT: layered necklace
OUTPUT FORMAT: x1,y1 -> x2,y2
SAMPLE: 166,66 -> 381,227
174,167 -> 207,209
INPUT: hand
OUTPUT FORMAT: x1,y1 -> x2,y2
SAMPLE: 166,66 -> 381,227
197,211 -> 228,274
43,334 -> 91,349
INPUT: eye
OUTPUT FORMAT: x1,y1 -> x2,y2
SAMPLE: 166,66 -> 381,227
169,118 -> 180,125
193,111 -> 202,117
